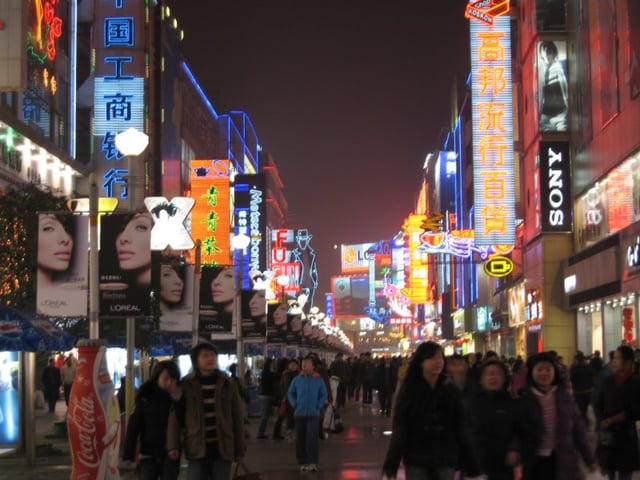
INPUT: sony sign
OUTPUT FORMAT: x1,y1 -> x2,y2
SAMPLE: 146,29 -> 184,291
539,142 -> 572,233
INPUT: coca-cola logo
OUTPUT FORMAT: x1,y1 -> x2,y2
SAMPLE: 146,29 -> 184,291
68,395 -> 100,468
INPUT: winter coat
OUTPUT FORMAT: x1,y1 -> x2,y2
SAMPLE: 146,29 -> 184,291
166,370 -> 246,462
382,374 -> 481,477
123,381 -> 182,461
374,362 -> 397,392
520,385 -> 595,479
592,373 -> 640,472
464,389 -> 537,478
287,371 -> 327,417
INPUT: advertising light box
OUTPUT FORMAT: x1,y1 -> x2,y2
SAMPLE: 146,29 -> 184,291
340,243 -> 374,274
467,0 -> 516,246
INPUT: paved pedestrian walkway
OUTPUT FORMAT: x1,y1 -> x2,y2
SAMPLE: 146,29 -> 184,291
0,398 -> 403,479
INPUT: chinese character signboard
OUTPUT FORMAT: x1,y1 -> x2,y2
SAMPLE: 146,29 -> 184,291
467,0 -> 516,245
190,160 -> 231,266
94,0 -> 147,198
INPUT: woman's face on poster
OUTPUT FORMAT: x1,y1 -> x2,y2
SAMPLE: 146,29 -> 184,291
302,321 -> 312,336
290,315 -> 302,332
38,214 -> 73,272
273,303 -> 287,326
160,264 -> 184,304
116,213 -> 152,271
249,290 -> 267,318
211,267 -> 234,304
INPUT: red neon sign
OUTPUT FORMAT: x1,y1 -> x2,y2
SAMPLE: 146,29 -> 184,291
465,0 -> 510,26
27,0 -> 63,64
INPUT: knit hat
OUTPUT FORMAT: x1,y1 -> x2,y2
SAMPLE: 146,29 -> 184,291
190,342 -> 218,368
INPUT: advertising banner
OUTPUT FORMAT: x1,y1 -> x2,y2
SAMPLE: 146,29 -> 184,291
539,142 -> 572,232
331,275 -> 369,318
241,289 -> 267,338
199,265 -> 234,334
537,40 -> 569,132
99,212 -> 152,317
0,352 -> 19,447
340,243 -> 374,273
286,313 -> 302,346
300,319 -> 313,348
234,174 -> 267,282
155,260 -> 194,332
267,302 -> 288,343
37,213 -> 89,317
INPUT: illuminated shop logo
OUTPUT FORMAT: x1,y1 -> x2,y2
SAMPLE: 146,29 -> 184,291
484,255 -> 514,278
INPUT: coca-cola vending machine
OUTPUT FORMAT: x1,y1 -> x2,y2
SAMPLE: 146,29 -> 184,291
67,339 -> 121,479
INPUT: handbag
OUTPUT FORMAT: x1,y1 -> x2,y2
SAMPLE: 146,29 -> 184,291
234,459 -> 264,480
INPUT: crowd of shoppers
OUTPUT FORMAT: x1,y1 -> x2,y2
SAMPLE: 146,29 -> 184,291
116,339 -> 640,479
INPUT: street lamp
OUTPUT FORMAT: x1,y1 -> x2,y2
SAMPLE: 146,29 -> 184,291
114,127 -> 149,429
276,274 -> 289,302
231,233 -> 250,383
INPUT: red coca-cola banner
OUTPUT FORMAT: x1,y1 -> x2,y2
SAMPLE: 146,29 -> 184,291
67,340 -> 121,479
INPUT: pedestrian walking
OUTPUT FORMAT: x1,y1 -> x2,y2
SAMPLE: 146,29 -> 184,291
465,360 -> 536,480
381,341 -> 482,480
592,344 -> 640,480
520,352 -> 599,479
60,354 -> 76,407
256,357 -> 277,440
123,360 -> 184,480
167,342 -> 246,480
374,356 -> 396,417
360,352 -> 375,408
569,351 -> 593,425
287,356 -> 328,472
329,353 -> 348,409
273,358 -> 299,441
41,358 -> 61,413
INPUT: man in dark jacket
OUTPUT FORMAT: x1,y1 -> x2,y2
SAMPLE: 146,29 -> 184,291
374,357 -> 397,416
329,353 -> 348,409
167,343 -> 246,480
41,358 -> 61,413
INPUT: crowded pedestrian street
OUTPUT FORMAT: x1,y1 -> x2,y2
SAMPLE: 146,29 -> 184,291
0,397 -> 403,479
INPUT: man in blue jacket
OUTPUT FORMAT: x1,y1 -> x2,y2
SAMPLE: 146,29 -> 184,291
287,356 -> 328,472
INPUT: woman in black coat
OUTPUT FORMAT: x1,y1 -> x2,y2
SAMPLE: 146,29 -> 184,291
123,360 -> 183,480
381,341 -> 482,479
592,345 -> 640,480
520,352 -> 598,480
465,360 -> 536,480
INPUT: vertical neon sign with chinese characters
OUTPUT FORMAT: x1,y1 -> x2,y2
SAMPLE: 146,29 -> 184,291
467,0 -> 515,245
406,214 -> 429,304
189,160 -> 231,267
94,0 -> 146,198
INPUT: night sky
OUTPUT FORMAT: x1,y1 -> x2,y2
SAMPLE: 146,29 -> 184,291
169,1 -> 471,296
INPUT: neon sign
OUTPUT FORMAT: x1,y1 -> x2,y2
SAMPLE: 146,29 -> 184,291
27,0 -> 63,64
190,160 -> 231,266
468,0 -> 515,245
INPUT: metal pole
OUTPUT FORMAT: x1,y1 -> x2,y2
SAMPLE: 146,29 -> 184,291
125,153 -> 138,427
89,174 -> 99,339
24,352 -> 36,465
236,251 -> 244,384
192,240 -> 202,347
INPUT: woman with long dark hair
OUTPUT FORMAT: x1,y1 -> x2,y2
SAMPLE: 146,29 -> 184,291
381,341 -> 481,479
123,360 -> 183,480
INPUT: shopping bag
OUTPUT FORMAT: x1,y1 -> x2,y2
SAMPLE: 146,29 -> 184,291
233,459 -> 264,480
323,405 -> 344,433
276,396 -> 287,418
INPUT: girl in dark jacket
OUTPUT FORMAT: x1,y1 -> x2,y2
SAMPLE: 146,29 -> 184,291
123,360 -> 183,480
592,344 -> 640,480
520,352 -> 599,480
382,341 -> 482,479
465,360 -> 536,480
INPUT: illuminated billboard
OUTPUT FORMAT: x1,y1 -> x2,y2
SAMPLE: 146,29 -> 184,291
340,243 -> 374,274
234,174 -> 267,288
93,0 -> 147,198
190,160 -> 231,266
538,142 -> 571,232
331,275 -> 369,319
467,0 -> 516,245
406,214 -> 429,304
537,40 -> 568,132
